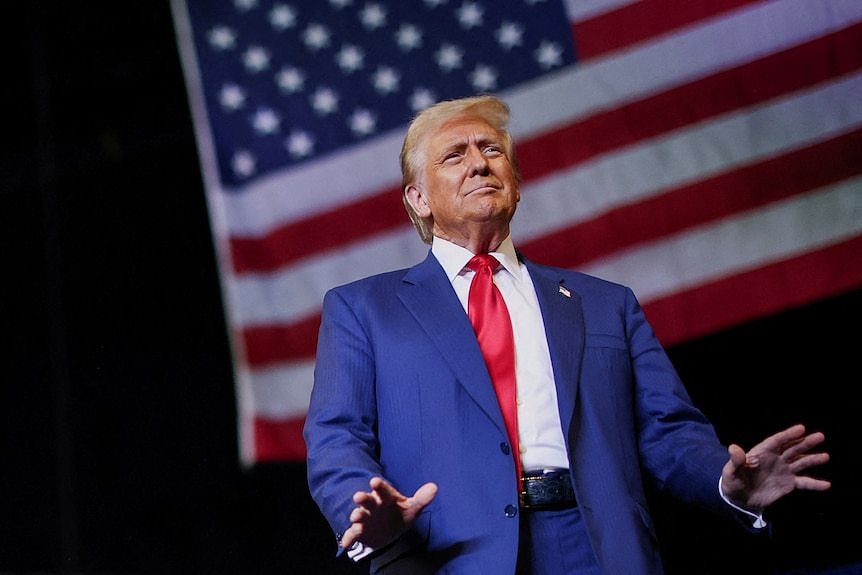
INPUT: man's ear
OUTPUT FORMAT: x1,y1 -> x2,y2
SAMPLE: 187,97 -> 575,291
404,184 -> 431,217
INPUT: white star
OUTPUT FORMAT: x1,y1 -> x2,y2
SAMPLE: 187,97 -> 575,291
359,3 -> 387,30
207,26 -> 236,50
496,21 -> 523,50
232,150 -> 256,178
535,40 -> 563,69
234,0 -> 258,11
243,45 -> 271,73
423,0 -> 447,7
286,130 -> 315,158
303,23 -> 331,51
276,66 -> 305,93
269,4 -> 298,31
435,43 -> 464,72
251,107 -> 281,135
409,87 -> 436,112
371,65 -> 400,94
395,23 -> 422,51
525,0 -> 547,4
469,64 -> 497,91
335,44 -> 365,73
349,108 -> 377,136
456,1 -> 483,29
219,83 -> 246,111
329,0 -> 352,8
310,87 -> 339,115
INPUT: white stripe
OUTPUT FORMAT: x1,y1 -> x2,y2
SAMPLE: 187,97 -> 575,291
229,73 -> 862,328
229,227 -> 427,327
515,73 -> 862,242
581,177 -> 862,302
217,0 -> 862,237
247,361 -> 316,419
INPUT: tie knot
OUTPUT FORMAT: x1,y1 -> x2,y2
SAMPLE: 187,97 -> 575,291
467,254 -> 500,274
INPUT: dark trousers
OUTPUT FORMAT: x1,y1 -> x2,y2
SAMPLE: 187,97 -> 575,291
516,507 -> 602,575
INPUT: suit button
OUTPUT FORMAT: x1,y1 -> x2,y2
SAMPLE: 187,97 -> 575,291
504,504 -> 517,517
500,442 -> 510,455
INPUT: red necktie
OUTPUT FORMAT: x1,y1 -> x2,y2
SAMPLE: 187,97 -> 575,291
466,254 -> 522,487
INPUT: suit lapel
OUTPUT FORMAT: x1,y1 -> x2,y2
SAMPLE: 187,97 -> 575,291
397,252 -> 507,433
523,259 -> 586,436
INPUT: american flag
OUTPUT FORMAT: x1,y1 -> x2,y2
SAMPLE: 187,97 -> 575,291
171,0 -> 862,465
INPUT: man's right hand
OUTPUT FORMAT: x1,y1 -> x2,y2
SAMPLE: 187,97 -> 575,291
340,477 -> 438,551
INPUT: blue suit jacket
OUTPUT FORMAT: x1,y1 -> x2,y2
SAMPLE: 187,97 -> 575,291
304,251 -> 734,574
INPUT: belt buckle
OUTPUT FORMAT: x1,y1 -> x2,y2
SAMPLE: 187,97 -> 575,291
519,468 -> 575,510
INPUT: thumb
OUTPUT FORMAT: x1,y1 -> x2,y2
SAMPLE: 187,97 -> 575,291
409,482 -> 438,509
727,443 -> 747,470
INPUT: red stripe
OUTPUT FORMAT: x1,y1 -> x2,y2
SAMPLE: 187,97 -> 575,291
230,184 -> 404,274
243,314 -> 320,367
519,129 -> 862,269
645,236 -> 862,346
254,416 -> 307,461
227,24 -> 862,274
572,0 -> 761,60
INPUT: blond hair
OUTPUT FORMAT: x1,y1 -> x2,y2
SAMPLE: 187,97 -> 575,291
399,94 -> 520,244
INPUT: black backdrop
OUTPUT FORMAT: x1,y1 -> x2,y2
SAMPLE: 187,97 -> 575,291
3,3 -> 860,574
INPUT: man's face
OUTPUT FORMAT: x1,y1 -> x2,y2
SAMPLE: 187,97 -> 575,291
410,115 -> 520,241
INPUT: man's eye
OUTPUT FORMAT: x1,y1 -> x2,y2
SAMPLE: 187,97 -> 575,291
484,146 -> 502,155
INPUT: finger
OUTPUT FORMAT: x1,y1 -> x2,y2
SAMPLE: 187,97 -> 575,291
764,424 -> 807,451
340,525 -> 360,549
353,490 -> 381,511
349,505 -> 371,523
795,476 -> 832,492
782,432 -> 826,460
370,476 -> 405,505
789,451 -> 830,473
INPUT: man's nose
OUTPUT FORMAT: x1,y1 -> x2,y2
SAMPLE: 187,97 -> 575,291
466,146 -> 490,176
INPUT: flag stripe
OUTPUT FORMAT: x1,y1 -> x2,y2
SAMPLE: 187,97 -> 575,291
254,417 -> 307,462
226,18 -> 862,275
572,0 -> 761,59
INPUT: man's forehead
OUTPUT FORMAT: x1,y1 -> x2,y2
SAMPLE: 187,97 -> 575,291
430,117 -> 502,146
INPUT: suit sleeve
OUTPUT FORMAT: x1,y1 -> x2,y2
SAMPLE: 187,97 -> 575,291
303,287 -> 383,548
624,286 -> 731,515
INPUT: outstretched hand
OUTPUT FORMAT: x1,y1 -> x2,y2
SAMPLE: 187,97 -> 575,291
340,477 -> 438,551
721,424 -> 830,512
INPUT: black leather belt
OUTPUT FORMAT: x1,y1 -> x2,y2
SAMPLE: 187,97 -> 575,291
519,468 -> 577,510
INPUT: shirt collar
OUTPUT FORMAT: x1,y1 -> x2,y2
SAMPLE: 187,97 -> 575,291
431,235 -> 522,282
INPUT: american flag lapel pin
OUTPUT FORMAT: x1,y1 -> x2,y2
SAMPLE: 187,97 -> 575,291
558,285 -> 571,298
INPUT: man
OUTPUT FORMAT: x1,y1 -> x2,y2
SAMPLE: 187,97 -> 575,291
303,94 -> 830,574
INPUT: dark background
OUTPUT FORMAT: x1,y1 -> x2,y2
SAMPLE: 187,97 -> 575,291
3,3 -> 860,574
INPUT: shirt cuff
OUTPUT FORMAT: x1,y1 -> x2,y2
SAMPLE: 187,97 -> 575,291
347,541 -> 375,561
718,476 -> 767,529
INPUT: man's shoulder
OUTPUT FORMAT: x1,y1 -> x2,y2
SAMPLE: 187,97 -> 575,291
523,257 -> 630,294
